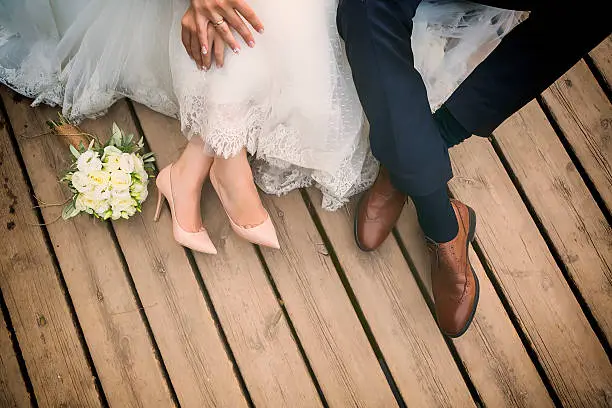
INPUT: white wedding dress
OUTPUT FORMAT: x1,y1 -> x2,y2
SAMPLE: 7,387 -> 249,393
0,0 -> 525,210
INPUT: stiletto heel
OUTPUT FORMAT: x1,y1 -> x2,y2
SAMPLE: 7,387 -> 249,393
209,167 -> 280,249
155,164 -> 217,254
154,190 -> 164,222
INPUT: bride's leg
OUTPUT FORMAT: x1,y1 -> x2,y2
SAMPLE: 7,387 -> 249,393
171,137 -> 214,231
211,148 -> 268,228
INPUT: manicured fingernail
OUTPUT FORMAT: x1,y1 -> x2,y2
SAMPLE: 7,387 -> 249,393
257,28 -> 264,34
233,48 -> 240,54
248,41 -> 255,48
202,46 -> 208,55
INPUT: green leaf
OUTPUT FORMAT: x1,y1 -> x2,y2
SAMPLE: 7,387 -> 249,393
125,133 -> 134,145
111,123 -> 122,146
142,152 -> 155,160
69,144 -> 80,159
61,202 -> 80,220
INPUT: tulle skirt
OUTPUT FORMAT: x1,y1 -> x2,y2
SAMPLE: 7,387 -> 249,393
0,0 -> 525,209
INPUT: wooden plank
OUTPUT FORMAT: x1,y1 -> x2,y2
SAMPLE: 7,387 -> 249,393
307,189 -> 476,408
1,89 -> 175,407
0,309 -> 31,407
133,103 -> 322,408
493,100 -> 612,344
396,201 -> 553,408
77,101 -> 249,408
449,136 -> 612,407
259,191 -> 397,407
541,60 -> 612,211
0,95 -> 101,407
589,35 -> 612,89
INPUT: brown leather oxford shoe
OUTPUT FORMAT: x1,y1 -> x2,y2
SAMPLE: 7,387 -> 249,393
428,199 -> 479,337
354,167 -> 407,251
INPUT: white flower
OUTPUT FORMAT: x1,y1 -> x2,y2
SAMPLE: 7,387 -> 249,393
131,180 -> 148,202
102,146 -> 122,172
90,185 -> 111,201
133,156 -> 149,182
75,193 -> 106,215
119,153 -> 135,173
110,194 -> 137,219
87,170 -> 111,189
77,150 -> 102,173
112,188 -> 132,199
103,155 -> 122,172
71,171 -> 91,193
102,146 -> 122,160
93,200 -> 110,216
110,170 -> 132,191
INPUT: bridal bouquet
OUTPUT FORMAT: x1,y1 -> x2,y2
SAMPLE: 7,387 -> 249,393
50,118 -> 155,221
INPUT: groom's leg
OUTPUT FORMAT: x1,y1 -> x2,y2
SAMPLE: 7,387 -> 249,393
337,0 -> 460,244
338,0 -> 480,337
443,3 -> 611,138
337,0 -> 451,197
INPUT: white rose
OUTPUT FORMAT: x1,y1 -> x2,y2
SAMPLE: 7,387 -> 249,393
103,155 -> 121,172
110,195 -> 137,219
87,170 -> 111,189
75,193 -> 100,215
119,153 -> 135,173
71,171 -> 91,193
93,200 -> 110,216
131,180 -> 148,202
112,188 -> 132,199
110,170 -> 132,191
102,146 -> 122,160
90,185 -> 111,201
77,150 -> 102,173
102,146 -> 122,172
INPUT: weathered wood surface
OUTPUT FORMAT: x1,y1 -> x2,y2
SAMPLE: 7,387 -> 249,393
259,191 -> 398,407
541,60 -> 612,212
134,104 -> 323,408
0,92 -> 102,407
78,101 -> 249,408
449,136 -> 612,407
0,304 -> 31,408
493,99 -> 612,345
2,91 -> 175,407
307,189 -> 475,408
589,35 -> 612,90
395,201 -> 554,408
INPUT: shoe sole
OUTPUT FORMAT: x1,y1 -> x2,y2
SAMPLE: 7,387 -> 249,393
354,194 -> 376,252
444,205 -> 480,338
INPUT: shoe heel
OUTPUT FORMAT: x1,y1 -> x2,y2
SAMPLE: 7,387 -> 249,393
154,190 -> 164,222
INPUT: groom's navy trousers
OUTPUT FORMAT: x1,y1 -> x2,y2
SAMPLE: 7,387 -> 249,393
337,0 -> 611,196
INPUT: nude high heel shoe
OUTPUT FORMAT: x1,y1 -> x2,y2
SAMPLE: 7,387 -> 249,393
209,167 -> 280,249
154,164 -> 217,254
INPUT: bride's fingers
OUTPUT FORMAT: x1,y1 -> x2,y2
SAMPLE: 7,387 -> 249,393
196,15 -> 210,61
190,32 -> 204,69
212,19 -> 241,54
233,1 -> 264,35
214,31 -> 225,68
203,22 -> 215,69
222,7 -> 255,48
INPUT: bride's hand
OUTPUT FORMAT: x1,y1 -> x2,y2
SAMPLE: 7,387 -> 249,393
181,6 -> 228,70
188,0 -> 263,54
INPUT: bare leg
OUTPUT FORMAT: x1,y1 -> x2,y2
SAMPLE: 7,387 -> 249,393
211,148 -> 268,228
171,137 -> 213,232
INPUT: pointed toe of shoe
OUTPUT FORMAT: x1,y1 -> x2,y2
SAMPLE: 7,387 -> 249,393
232,216 -> 281,249
174,227 -> 218,254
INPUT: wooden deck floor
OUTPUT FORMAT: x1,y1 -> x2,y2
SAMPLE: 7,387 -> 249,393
1,37 -> 611,408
